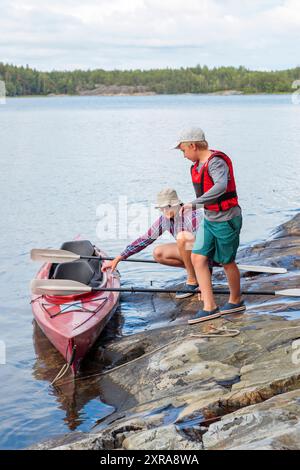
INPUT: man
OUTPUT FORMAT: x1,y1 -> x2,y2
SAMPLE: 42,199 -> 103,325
174,128 -> 245,322
102,188 -> 203,299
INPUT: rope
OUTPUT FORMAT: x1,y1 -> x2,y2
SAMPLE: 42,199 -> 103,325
98,325 -> 240,377
50,363 -> 70,386
54,325 -> 240,386
50,344 -> 77,386
189,325 -> 240,339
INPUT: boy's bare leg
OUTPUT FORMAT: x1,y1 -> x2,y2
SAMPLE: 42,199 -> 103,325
176,231 -> 197,285
223,261 -> 241,304
191,253 -> 217,311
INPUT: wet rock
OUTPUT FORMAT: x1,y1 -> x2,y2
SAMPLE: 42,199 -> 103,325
202,390 -> 300,450
52,413 -> 168,450
122,425 -> 202,450
236,212 -> 300,274
274,213 -> 300,239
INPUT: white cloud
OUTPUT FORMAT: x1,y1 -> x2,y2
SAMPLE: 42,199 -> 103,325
0,0 -> 300,70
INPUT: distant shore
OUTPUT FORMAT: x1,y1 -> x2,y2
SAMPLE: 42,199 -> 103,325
6,90 -> 293,98
3,63 -> 299,98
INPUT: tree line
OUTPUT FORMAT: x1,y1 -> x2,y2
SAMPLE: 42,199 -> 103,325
1,62 -> 300,96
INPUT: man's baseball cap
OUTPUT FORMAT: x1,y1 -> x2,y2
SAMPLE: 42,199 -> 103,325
173,127 -> 206,149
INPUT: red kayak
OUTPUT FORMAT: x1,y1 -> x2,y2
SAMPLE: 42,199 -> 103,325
31,240 -> 120,375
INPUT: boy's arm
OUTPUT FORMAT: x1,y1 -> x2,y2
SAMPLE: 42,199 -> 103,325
191,158 -> 228,206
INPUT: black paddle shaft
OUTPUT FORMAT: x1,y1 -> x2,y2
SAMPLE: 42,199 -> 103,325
89,286 -> 277,295
81,255 -> 156,264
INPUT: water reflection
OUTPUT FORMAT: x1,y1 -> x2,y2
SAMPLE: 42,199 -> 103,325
30,286 -> 189,433
31,318 -> 125,431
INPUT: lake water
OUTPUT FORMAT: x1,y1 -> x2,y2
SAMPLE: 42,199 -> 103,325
0,94 -> 299,449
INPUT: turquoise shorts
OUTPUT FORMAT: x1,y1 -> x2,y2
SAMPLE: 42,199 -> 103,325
192,215 -> 242,265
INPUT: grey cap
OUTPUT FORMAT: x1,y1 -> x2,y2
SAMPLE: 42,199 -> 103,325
173,127 -> 206,149
155,188 -> 182,208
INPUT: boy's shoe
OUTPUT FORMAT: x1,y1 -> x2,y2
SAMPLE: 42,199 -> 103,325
175,283 -> 199,299
188,307 -> 220,324
219,301 -> 246,315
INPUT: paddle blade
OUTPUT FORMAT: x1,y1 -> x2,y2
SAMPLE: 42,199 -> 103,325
31,249 -> 80,264
238,264 -> 287,274
31,279 -> 91,296
275,289 -> 300,297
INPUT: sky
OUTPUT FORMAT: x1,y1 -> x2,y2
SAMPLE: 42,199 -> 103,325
1,0 -> 300,71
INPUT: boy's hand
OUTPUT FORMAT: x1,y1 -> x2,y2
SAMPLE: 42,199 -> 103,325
101,255 -> 123,272
179,203 -> 193,216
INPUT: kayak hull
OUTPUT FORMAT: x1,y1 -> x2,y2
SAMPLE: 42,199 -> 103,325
31,247 -> 120,375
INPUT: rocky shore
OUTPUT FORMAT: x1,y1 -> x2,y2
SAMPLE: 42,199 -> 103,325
78,85 -> 156,96
48,87 -> 243,97
31,213 -> 300,450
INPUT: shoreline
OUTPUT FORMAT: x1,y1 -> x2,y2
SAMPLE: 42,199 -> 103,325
5,91 -> 293,99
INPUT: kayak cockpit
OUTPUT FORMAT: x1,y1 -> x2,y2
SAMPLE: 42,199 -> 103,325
48,240 -> 103,288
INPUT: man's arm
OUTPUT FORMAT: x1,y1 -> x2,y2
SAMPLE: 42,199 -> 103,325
120,216 -> 167,259
102,216 -> 168,272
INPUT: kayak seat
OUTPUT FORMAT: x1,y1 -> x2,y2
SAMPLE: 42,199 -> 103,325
60,240 -> 95,257
60,239 -> 103,279
53,260 -> 94,285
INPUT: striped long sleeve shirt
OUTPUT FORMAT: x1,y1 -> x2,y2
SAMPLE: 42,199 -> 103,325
120,208 -> 203,259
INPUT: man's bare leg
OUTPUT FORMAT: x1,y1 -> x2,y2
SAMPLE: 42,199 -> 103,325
154,243 -> 199,298
176,231 -> 197,285
153,243 -> 184,268
153,241 -> 197,284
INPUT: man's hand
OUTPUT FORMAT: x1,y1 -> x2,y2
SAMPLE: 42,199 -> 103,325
101,255 -> 123,273
179,203 -> 193,216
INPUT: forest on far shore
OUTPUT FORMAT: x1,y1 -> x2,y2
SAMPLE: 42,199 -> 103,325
1,62 -> 300,96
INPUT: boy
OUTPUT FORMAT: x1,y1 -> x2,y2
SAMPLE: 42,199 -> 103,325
102,188 -> 204,299
174,128 -> 245,322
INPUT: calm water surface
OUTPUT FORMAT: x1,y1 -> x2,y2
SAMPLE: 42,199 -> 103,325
0,94 -> 299,449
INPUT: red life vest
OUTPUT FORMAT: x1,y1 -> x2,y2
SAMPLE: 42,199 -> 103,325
191,150 -> 239,212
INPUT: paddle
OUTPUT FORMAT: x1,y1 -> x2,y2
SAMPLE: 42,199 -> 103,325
31,279 -> 300,298
30,249 -> 287,274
